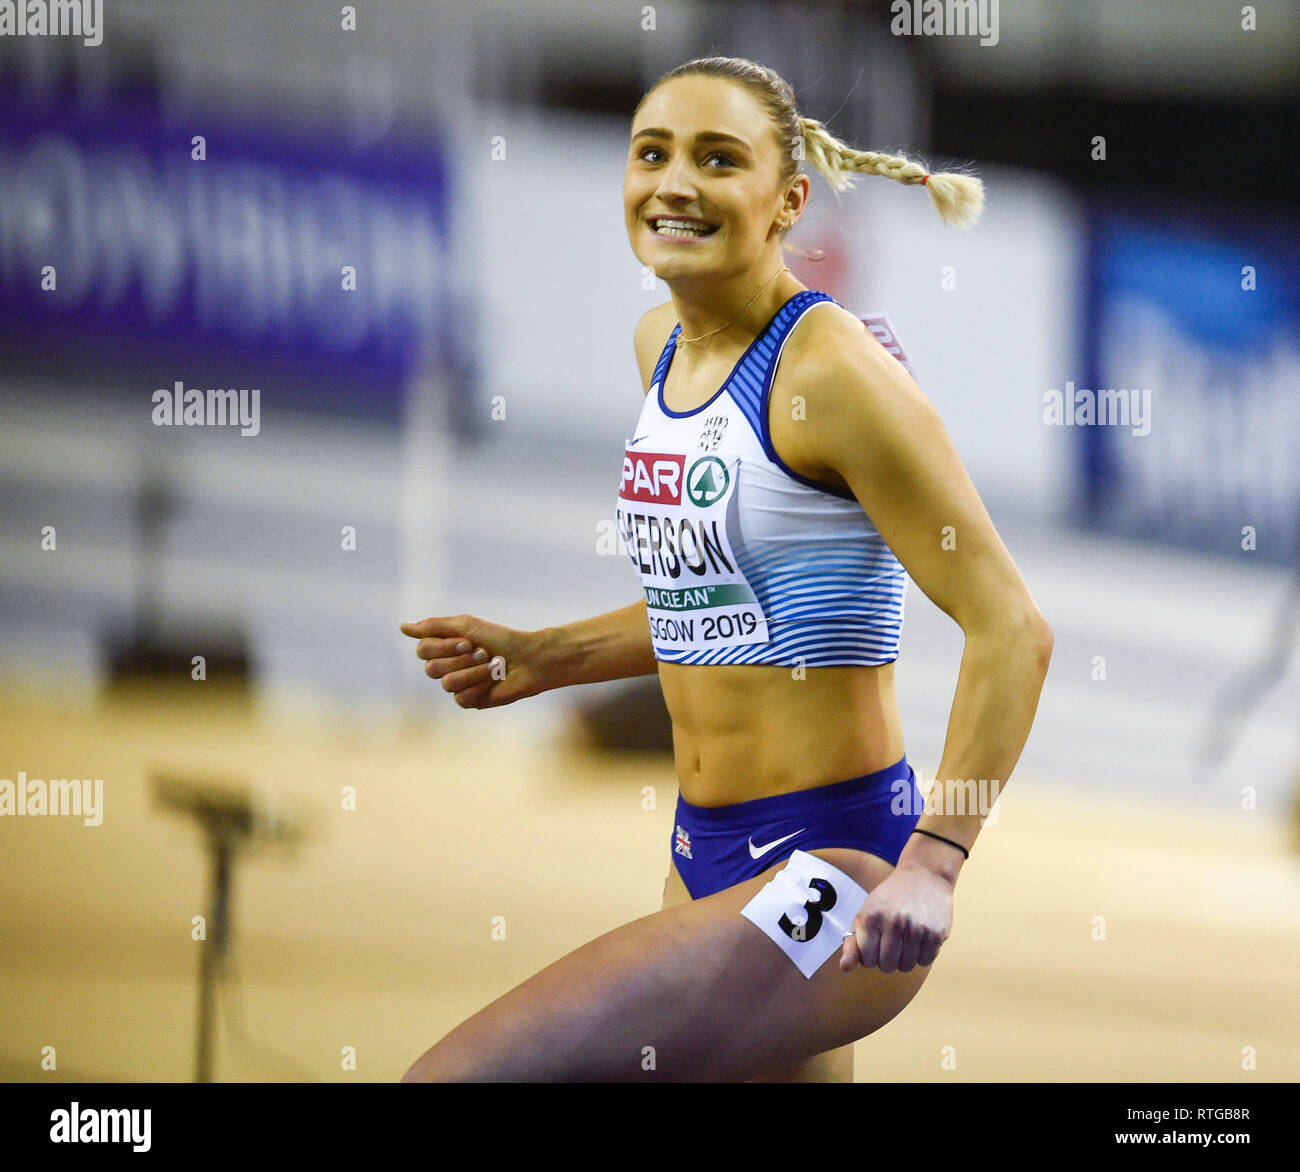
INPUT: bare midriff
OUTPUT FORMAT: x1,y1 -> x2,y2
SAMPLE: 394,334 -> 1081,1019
657,659 -> 905,807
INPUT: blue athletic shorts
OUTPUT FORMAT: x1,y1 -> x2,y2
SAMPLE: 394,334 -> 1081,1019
670,756 -> 922,900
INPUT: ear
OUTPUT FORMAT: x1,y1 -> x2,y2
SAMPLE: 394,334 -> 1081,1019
788,174 -> 811,213
780,174 -> 812,228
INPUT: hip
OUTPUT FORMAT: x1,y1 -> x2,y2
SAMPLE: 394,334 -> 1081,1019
669,756 -> 924,901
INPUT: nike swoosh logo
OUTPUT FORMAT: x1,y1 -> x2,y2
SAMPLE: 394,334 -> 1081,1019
748,828 -> 805,859
629,434 -> 651,446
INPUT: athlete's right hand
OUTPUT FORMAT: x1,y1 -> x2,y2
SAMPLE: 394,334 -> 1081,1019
399,614 -> 548,709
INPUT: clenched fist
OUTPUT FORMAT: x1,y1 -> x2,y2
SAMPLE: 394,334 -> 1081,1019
400,614 -> 552,709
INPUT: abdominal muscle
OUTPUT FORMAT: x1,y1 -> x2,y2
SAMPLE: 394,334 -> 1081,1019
657,659 -> 906,807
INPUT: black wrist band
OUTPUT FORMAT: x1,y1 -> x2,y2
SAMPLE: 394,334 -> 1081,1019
910,827 -> 970,859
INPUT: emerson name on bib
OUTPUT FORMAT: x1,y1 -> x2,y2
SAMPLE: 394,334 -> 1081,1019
617,445 -> 771,655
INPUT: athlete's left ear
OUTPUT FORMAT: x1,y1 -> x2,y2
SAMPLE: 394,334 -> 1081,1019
778,175 -> 811,231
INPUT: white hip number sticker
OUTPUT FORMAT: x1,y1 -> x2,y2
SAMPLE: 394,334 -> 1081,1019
739,849 -> 870,979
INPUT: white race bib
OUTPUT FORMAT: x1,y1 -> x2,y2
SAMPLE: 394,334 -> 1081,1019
617,447 -> 770,654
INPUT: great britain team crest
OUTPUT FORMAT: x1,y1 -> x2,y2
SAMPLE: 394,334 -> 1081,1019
697,413 -> 728,452
674,824 -> 693,859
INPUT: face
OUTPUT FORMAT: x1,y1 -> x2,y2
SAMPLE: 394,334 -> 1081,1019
624,75 -> 804,282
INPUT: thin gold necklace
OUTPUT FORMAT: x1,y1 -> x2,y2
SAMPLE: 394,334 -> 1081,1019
674,265 -> 790,349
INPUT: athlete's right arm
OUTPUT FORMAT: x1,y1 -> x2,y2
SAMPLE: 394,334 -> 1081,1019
397,305 -> 674,710
400,602 -> 656,709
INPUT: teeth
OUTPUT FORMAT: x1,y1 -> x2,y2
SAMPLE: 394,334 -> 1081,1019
654,219 -> 715,238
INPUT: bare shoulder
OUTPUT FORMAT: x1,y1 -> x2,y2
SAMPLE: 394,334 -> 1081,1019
770,299 -> 933,484
781,299 -> 881,377
776,298 -> 931,416
633,301 -> 678,394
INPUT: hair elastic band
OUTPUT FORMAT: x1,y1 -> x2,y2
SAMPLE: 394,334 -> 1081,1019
920,173 -> 930,185
910,827 -> 969,859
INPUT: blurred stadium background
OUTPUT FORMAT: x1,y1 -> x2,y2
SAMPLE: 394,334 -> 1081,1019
1,0 -> 1298,1082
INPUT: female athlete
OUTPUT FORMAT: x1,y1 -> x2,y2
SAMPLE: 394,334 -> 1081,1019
400,56 -> 1052,1082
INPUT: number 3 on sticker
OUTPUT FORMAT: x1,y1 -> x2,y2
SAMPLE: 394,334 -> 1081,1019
780,877 -> 836,942
740,850 -> 870,979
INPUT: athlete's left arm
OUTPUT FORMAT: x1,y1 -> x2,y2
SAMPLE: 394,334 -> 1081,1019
778,313 -> 1052,960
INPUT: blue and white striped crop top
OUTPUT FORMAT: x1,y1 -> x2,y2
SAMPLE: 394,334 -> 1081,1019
615,288 -> 912,667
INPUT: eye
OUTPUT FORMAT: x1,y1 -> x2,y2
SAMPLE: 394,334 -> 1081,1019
635,146 -> 736,169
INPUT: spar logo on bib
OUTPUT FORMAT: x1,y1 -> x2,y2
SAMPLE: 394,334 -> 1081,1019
686,456 -> 729,507
621,450 -> 685,504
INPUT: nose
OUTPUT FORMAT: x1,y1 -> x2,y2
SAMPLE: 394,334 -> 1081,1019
653,150 -> 700,203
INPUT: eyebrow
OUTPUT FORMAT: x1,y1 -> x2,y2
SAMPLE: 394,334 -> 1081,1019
630,128 -> 752,151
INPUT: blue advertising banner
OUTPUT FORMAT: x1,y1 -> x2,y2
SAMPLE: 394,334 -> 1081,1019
1079,201 -> 1300,567
0,84 -> 454,422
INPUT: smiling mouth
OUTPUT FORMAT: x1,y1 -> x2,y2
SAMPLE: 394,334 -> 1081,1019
648,217 -> 720,240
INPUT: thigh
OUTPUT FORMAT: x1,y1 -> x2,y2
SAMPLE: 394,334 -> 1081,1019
662,856 -> 855,1083
747,1044 -> 854,1083
404,847 -> 928,1082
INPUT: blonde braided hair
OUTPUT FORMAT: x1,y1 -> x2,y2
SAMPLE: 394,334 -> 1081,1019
638,56 -> 984,231
798,114 -> 984,229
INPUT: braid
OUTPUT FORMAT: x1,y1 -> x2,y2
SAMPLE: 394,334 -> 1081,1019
799,116 -> 984,229
635,57 -> 985,231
